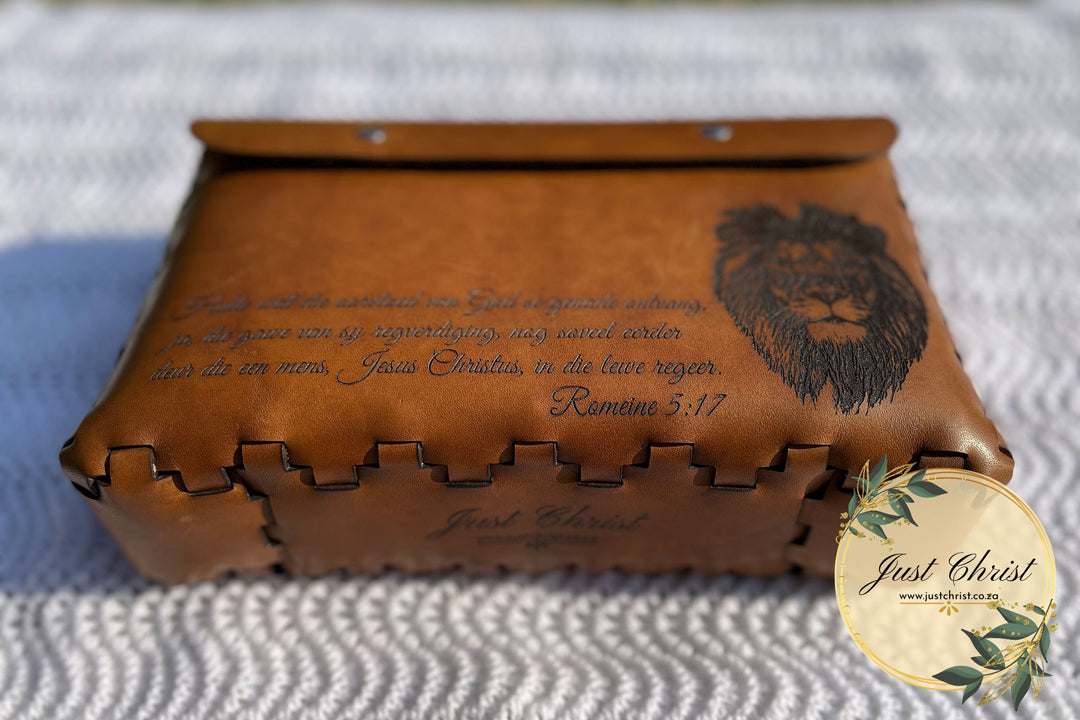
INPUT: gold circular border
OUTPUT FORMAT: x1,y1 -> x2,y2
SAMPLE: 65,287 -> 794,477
834,468 -> 1056,691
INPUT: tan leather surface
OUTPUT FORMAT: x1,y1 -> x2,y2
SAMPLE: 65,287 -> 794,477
190,118 -> 898,162
60,118 -> 1012,583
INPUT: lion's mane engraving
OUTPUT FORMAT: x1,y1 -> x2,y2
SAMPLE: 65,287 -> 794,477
714,203 -> 928,414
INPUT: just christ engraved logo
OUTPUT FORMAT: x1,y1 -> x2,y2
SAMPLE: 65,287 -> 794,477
713,203 -> 928,413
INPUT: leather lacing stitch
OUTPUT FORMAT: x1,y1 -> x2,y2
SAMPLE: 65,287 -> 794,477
66,440 -> 1004,578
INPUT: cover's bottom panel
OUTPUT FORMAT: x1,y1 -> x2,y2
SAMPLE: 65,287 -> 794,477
76,442 -> 970,584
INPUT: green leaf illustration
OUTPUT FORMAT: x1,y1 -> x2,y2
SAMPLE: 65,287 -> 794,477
997,607 -> 1035,627
859,520 -> 888,540
971,656 -> 1006,671
1032,605 -> 1046,615
906,468 -> 926,485
962,677 -> 982,704
934,666 -> 984,686
962,629 -> 1001,662
857,512 -> 901,540
859,511 -> 901,525
940,599 -> 1053,707
907,480 -> 947,497
887,490 -> 916,525
868,455 -> 888,493
984,622 -> 1037,640
1011,664 -> 1032,711
857,464 -> 871,495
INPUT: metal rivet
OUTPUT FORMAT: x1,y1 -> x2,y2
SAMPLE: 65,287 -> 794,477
356,126 -> 387,144
701,124 -> 733,142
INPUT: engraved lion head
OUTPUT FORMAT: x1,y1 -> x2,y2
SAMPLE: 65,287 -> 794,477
714,203 -> 928,413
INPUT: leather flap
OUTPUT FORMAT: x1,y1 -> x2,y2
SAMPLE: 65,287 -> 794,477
191,118 -> 898,164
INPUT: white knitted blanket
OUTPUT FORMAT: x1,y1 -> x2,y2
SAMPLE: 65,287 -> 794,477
1,1 -> 1077,718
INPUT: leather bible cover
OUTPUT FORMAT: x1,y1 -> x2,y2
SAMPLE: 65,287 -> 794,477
59,118 -> 1013,584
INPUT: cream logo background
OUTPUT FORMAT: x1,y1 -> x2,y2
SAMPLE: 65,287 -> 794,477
835,462 -> 1057,710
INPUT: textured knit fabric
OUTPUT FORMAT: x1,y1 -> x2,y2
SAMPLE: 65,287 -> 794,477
0,1 -> 1077,718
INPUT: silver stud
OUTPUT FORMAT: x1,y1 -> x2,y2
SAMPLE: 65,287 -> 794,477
356,126 -> 387,144
701,124 -> 733,142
